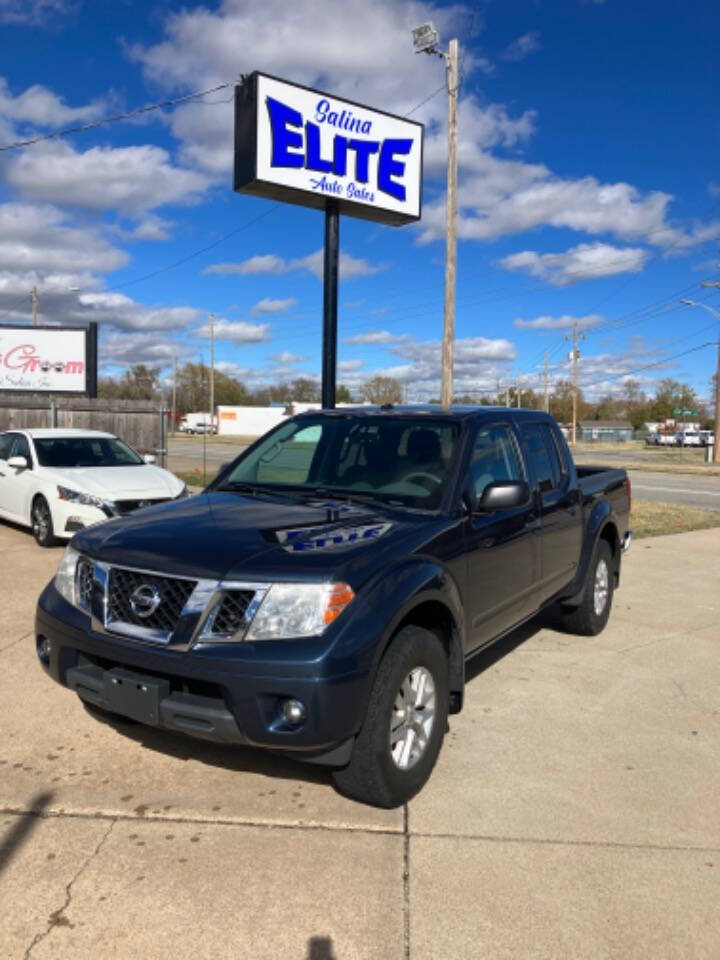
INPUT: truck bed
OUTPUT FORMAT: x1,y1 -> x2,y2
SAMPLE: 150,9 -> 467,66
575,464 -> 630,537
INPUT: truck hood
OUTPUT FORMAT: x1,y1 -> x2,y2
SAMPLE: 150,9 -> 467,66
72,491 -> 455,586
44,465 -> 183,500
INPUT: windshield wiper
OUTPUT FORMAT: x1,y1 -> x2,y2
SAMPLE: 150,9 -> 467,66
215,481 -> 288,500
283,486 -> 407,509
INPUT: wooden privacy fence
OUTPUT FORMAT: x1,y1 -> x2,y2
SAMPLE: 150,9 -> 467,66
0,396 -> 166,460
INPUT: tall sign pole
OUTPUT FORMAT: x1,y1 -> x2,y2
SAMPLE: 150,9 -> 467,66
441,39 -> 459,411
321,201 -> 339,408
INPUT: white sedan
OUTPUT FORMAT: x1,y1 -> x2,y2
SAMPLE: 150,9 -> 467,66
0,428 -> 187,547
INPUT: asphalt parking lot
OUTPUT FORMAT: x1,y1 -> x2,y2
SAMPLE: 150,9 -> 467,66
2,521 -> 719,959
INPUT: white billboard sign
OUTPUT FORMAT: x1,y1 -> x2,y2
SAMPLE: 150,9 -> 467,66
234,73 -> 423,225
0,326 -> 90,393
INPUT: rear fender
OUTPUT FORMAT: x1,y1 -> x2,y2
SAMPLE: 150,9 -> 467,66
561,500 -> 619,606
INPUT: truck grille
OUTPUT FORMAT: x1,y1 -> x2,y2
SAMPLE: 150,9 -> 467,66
107,568 -> 196,633
207,590 -> 255,637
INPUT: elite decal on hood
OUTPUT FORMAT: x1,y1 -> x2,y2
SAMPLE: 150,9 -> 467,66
276,521 -> 393,553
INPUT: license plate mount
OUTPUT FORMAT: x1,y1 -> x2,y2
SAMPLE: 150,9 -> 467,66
104,668 -> 169,725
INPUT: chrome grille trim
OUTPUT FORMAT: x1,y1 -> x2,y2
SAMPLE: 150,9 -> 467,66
85,559 -> 269,649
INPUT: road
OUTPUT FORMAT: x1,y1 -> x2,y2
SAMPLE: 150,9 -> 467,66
3,521 -> 720,958
628,469 -> 720,512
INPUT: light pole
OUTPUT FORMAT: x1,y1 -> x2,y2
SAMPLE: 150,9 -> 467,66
413,22 -> 458,410
680,298 -> 720,463
208,312 -> 215,434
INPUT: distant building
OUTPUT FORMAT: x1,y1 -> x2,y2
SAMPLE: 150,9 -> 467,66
577,420 -> 634,442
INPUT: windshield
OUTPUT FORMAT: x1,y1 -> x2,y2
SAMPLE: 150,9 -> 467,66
34,436 -> 144,468
218,415 -> 461,510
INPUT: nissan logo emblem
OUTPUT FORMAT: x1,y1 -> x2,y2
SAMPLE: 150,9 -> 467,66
129,583 -> 162,619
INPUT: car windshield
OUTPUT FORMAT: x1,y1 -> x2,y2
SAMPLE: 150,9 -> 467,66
218,415 -> 462,510
34,436 -> 144,468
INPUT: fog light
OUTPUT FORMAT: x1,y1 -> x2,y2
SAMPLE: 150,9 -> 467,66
37,635 -> 52,665
281,698 -> 306,725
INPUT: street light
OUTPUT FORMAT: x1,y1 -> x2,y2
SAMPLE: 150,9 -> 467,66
680,298 -> 720,463
412,22 -> 458,410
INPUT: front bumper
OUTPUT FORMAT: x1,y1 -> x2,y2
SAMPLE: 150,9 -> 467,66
36,584 -> 370,764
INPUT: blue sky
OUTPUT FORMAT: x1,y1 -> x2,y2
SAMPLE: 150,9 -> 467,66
0,0 -> 718,401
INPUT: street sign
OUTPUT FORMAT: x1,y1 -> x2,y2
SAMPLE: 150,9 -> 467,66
0,324 -> 97,396
673,408 -> 681,415
234,72 -> 424,225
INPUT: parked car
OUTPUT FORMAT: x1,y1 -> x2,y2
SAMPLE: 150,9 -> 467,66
0,429 -> 187,546
37,407 -> 630,807
699,430 -> 715,447
647,432 -> 677,446
674,429 -> 701,447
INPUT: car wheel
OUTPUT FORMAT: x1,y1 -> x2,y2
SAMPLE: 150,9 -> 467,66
560,540 -> 614,636
32,495 -> 59,547
332,625 -> 449,808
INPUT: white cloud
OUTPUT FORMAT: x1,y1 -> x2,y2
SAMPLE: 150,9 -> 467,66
0,1 -> 75,26
0,77 -> 102,128
513,313 -> 604,331
100,330 -> 193,370
269,351 -> 308,364
77,292 -> 201,331
206,249 -> 385,281
501,32 -> 541,62
709,182 -> 720,198
251,297 -> 297,315
193,318 -> 270,343
4,141 -> 209,215
344,330 -> 409,345
499,243 -> 651,285
205,254 -> 287,276
339,359 -> 365,371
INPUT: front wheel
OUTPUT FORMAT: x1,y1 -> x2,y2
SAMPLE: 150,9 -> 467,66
332,625 -> 449,808
32,496 -> 59,547
560,540 -> 614,636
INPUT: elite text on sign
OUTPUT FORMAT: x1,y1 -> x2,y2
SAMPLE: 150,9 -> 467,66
234,73 -> 423,225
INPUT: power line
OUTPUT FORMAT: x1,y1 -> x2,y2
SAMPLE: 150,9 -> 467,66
0,83 -> 234,153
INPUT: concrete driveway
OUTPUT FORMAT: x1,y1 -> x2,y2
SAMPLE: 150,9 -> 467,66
1,521 -> 719,959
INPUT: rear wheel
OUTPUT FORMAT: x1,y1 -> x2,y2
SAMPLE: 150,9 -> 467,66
332,625 -> 449,808
560,540 -> 614,636
32,496 -> 59,547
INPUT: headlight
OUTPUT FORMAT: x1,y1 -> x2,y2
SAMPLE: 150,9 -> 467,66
54,545 -> 80,605
246,582 -> 354,640
57,485 -> 110,512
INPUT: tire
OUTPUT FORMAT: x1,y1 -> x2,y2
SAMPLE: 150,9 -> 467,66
31,495 -> 59,548
560,540 -> 614,636
332,625 -> 449,808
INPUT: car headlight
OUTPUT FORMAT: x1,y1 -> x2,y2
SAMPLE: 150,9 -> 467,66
57,485 -> 110,512
245,582 -> 355,640
54,545 -> 80,606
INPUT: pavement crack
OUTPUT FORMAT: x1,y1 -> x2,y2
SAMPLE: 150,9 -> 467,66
23,818 -> 116,960
0,630 -> 32,655
403,803 -> 410,960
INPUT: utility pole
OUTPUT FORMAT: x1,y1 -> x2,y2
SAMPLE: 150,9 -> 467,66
171,354 -> 177,436
31,286 -> 38,326
516,373 -> 522,408
682,291 -> 720,464
543,351 -> 550,413
505,383 -> 510,408
440,38 -> 459,410
209,313 -> 215,434
565,321 -> 585,445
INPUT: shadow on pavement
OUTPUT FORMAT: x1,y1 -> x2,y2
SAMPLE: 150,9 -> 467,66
82,703 -> 333,789
306,936 -> 337,959
465,606 -> 561,684
0,791 -> 54,876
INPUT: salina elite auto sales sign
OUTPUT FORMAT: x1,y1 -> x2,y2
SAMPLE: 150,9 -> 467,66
234,73 -> 423,225
0,325 -> 89,393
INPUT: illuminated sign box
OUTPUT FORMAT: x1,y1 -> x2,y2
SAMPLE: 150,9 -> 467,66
0,325 -> 96,395
234,72 -> 423,226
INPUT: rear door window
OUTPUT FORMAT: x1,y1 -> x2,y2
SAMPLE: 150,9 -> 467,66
520,423 -> 558,492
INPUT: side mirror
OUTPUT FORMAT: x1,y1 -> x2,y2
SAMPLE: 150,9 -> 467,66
8,455 -> 29,470
476,480 -> 530,513
143,454 -> 156,464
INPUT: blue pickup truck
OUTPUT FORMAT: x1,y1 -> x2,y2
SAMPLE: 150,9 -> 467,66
36,406 -> 631,807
